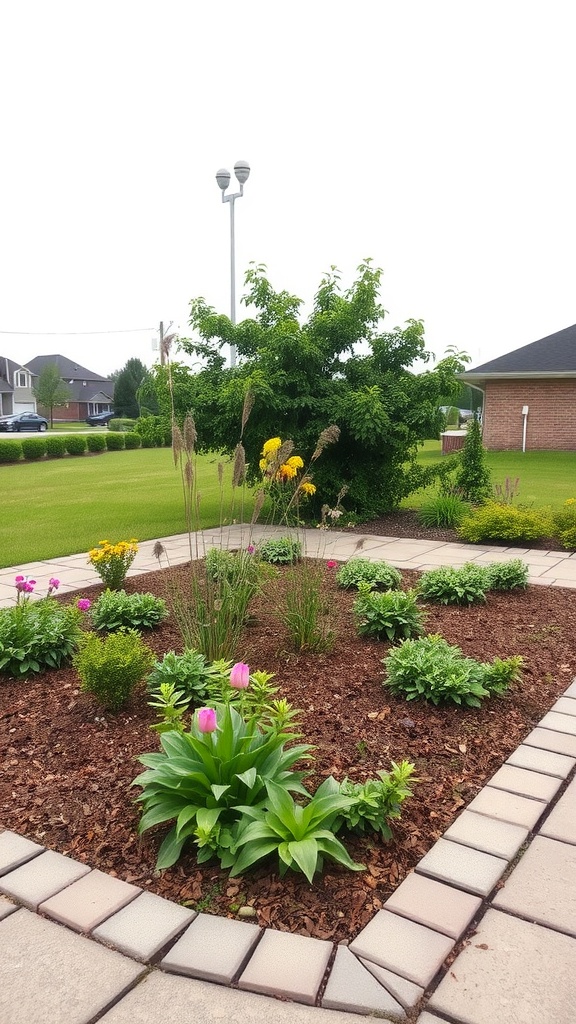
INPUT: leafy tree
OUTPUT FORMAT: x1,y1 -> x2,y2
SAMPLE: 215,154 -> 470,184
113,358 -> 148,418
32,364 -> 71,427
144,262 -> 469,517
455,416 -> 491,502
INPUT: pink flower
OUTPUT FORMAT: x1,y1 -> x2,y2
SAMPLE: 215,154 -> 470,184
23,582 -> 35,593
28,580 -> 36,586
14,575 -> 25,583
247,544 -> 255,555
230,662 -> 250,689
326,560 -> 338,569
77,599 -> 91,611
48,577 -> 60,589
197,707 -> 217,733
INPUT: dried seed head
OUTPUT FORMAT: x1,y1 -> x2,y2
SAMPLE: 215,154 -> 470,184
218,461 -> 224,485
311,424 -> 340,461
251,489 -> 266,523
336,484 -> 349,504
153,541 -> 166,562
241,390 -> 255,436
232,444 -> 246,487
184,460 -> 194,489
183,414 -> 197,454
266,439 -> 294,478
353,536 -> 366,552
172,423 -> 184,465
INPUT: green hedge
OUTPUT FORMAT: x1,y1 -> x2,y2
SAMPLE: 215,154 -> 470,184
0,440 -> 22,463
45,436 -> 67,458
135,415 -> 171,447
65,435 -> 87,456
87,434 -> 107,453
109,418 -> 137,432
123,431 -> 141,450
105,432 -> 125,451
21,438 -> 47,460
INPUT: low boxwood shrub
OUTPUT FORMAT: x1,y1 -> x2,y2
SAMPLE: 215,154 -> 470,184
74,629 -> 155,711
486,559 -> 529,591
418,564 -> 490,605
550,500 -> 576,550
45,436 -> 66,458
91,589 -> 168,632
0,600 -> 83,677
64,435 -> 87,456
353,585 -> 425,641
0,439 -> 23,463
105,432 -> 125,451
108,417 -> 137,432
86,433 -> 107,453
21,437 -> 47,460
123,431 -> 141,450
457,502 -> 548,544
417,494 -> 470,529
383,634 -> 523,707
336,557 -> 402,591
258,537 -> 302,564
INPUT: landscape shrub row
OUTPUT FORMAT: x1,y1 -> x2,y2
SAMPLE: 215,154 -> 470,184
0,415 -> 172,464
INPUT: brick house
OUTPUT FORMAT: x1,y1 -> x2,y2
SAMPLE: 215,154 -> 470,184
461,324 -> 576,451
23,355 -> 114,422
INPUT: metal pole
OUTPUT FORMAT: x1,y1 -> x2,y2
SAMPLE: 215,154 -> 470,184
229,196 -> 237,367
159,321 -> 165,366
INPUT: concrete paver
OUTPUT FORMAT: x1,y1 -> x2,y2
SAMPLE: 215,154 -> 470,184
466,786 -> 547,828
486,763 -> 563,802
493,835 -> 576,936
0,849 -> 91,910
550,695 -> 576,717
383,870 -> 482,938
415,837 -> 508,896
160,912 -> 260,985
359,961 -> 424,1010
92,890 -> 196,961
506,742 -> 575,777
442,809 -> 528,860
321,946 -> 406,1016
349,910 -> 453,988
538,710 -> 576,736
0,908 -> 145,1024
0,831 -> 44,876
40,868 -> 141,932
238,929 -> 332,1005
0,895 -> 18,920
539,775 -> 576,844
428,908 -> 576,1024
522,725 -> 576,757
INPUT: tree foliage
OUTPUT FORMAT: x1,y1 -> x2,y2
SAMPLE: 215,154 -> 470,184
113,358 -> 148,418
32,364 -> 71,426
455,416 -> 492,502
143,262 -> 469,517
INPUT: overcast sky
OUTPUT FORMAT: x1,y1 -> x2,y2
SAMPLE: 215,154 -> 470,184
1,0 -> 574,379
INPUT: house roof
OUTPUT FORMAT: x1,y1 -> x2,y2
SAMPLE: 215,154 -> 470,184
23,354 -> 114,403
0,356 -> 28,387
463,324 -> 576,382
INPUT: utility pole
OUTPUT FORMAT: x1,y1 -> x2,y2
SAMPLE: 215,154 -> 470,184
159,321 -> 165,365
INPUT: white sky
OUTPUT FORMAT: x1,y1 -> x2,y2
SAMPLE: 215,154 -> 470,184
1,0 -> 575,378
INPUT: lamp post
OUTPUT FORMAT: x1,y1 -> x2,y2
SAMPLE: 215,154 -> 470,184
216,160 -> 250,367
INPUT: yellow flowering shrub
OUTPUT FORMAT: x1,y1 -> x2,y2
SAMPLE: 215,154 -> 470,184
88,539 -> 139,590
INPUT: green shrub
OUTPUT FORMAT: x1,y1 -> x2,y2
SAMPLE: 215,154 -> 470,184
486,559 -> 529,591
258,536 -> 302,564
123,431 -> 141,450
91,589 -> 168,632
147,649 -> 229,706
454,417 -> 491,502
0,600 -> 82,677
105,432 -> 125,451
353,585 -> 425,641
64,435 -> 87,456
0,440 -> 22,463
383,634 -> 523,707
417,494 -> 470,528
45,436 -> 66,458
86,433 -> 107,453
550,500 -> 576,550
108,417 -> 137,432
419,564 -> 490,605
21,438 -> 47,460
336,557 -> 402,591
135,415 -> 170,447
73,629 -> 154,711
457,502 -> 548,544
205,547 -> 262,587
336,760 -> 417,839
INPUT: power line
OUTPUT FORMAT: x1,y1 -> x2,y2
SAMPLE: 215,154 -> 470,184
0,327 -> 156,336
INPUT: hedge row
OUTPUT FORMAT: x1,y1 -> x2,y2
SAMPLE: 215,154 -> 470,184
0,432 -> 145,463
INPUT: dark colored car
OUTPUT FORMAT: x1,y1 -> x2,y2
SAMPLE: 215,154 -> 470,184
0,412 -> 49,432
85,411 -> 115,426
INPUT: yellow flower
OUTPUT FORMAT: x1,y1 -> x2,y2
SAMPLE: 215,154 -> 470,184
277,463 -> 297,481
300,481 -> 316,496
287,455 -> 304,470
261,437 -> 282,458
564,498 -> 576,506
259,457 -> 268,472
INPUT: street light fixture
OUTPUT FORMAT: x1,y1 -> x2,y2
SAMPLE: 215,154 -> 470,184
216,159 -> 250,367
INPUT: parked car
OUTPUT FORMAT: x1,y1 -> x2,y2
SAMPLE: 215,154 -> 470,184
0,412 -> 49,432
85,411 -> 115,426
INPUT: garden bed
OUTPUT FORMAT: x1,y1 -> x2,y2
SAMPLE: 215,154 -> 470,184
1,557 -> 575,942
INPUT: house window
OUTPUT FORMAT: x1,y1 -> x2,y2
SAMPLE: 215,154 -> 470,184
17,372 -> 27,387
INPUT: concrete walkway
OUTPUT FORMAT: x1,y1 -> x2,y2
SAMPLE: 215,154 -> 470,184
1,528 -> 576,1022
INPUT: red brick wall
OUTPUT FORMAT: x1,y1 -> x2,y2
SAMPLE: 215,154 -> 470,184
482,380 -> 576,450
37,403 -> 87,422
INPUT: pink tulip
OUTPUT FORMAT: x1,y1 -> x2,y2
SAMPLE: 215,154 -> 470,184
77,599 -> 91,611
230,662 -> 250,689
197,707 -> 217,733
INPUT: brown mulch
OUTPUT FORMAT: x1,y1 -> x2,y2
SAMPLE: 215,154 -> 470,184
1,512 -> 575,943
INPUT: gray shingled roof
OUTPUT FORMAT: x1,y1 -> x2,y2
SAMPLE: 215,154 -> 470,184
464,324 -> 576,379
23,354 -> 114,403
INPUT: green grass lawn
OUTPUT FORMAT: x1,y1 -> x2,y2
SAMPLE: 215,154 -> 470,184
1,449 -> 252,568
402,443 -> 576,509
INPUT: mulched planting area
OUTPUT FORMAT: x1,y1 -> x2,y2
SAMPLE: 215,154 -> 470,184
1,534 -> 576,943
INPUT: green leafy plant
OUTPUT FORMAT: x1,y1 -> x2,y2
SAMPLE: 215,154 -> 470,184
148,681 -> 190,733
550,499 -> 576,550
417,494 -> 470,528
457,502 -> 548,544
21,437 -> 47,460
108,417 -> 137,432
88,539 -> 139,589
90,589 -> 168,632
229,779 -> 365,882
135,414 -> 171,447
353,585 -> 425,640
258,536 -> 302,564
279,562 -> 334,652
336,557 -> 402,591
64,435 -> 87,456
86,433 -> 107,453
0,599 -> 82,677
454,417 -> 491,502
335,761 -> 417,839
0,439 -> 22,463
73,629 -> 155,711
105,432 -> 125,451
124,431 -> 142,450
46,436 -> 67,458
134,702 -> 312,869
147,649 -> 230,707
383,634 -> 523,707
418,564 -> 490,605
486,559 -> 529,591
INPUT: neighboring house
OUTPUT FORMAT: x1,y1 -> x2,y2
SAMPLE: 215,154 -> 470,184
0,357 -> 37,416
23,355 -> 114,422
461,324 -> 576,451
